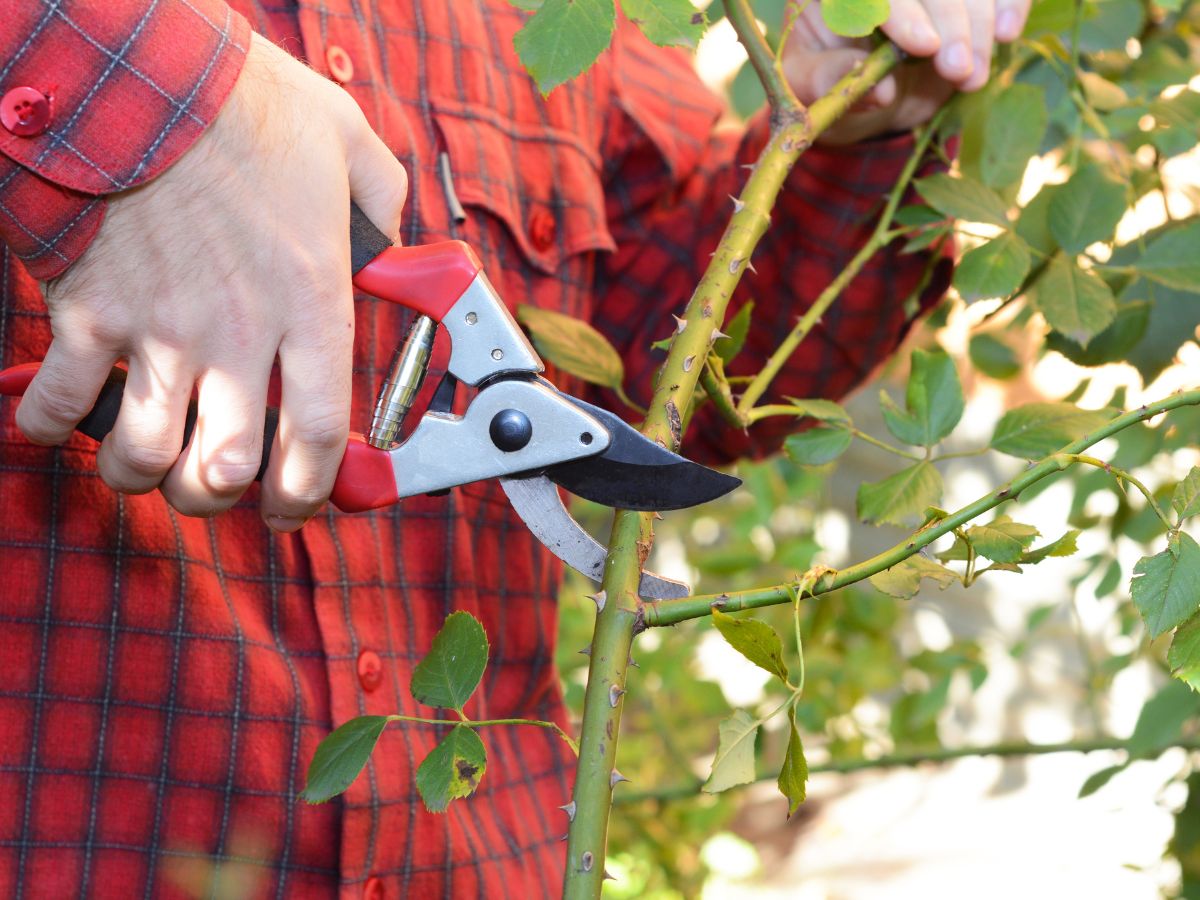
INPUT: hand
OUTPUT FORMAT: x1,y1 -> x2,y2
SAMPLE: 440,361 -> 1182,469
15,33 -> 408,531
781,0 -> 1032,144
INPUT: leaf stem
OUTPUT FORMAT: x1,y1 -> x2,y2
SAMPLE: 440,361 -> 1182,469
1058,453 -> 1175,533
642,390 -> 1200,627
384,714 -> 580,754
747,407 -> 924,460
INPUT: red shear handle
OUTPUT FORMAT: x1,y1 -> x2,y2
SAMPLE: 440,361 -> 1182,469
0,363 -> 401,514
352,242 -> 483,321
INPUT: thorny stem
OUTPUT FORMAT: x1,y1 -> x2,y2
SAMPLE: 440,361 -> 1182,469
736,108 -> 943,415
1060,453 -> 1175,533
561,32 -> 901,900
725,0 -> 804,125
383,714 -> 579,755
613,736 -> 1200,805
644,390 -> 1200,628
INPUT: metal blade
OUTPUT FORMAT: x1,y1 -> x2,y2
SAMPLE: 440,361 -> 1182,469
545,395 -> 741,511
500,475 -> 690,600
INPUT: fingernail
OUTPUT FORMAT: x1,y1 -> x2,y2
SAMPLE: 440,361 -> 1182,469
996,9 -> 1020,40
943,42 -> 971,75
267,515 -> 310,533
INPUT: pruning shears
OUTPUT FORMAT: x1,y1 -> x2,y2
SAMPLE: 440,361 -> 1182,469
0,205 -> 740,599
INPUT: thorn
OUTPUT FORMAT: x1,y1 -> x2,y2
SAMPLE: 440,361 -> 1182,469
672,314 -> 687,334
729,194 -> 746,213
588,590 -> 606,612
581,851 -> 595,872
604,869 -> 617,882
579,645 -> 592,656
558,801 -> 577,822
609,684 -> 625,707
746,260 -> 757,274
627,654 -> 639,668
741,163 -> 756,171
683,355 -> 695,373
560,833 -> 569,842
652,511 -> 664,520
610,769 -> 630,789
711,328 -> 729,343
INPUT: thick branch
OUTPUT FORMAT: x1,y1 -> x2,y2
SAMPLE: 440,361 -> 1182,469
644,390 -> 1200,628
725,0 -> 803,124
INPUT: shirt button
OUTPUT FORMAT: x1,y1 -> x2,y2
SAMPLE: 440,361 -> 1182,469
326,45 -> 355,83
357,650 -> 383,692
0,86 -> 52,137
363,876 -> 385,900
528,208 -> 556,252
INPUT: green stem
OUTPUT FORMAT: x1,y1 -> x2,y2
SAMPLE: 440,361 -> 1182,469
384,714 -> 579,754
747,408 -> 923,460
613,736 -> 1200,806
643,390 -> 1200,628
562,31 -> 901,900
725,0 -> 803,125
736,108 -> 941,415
1060,453 -> 1175,533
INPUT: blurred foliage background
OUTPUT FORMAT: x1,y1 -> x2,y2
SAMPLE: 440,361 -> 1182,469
549,0 -> 1200,894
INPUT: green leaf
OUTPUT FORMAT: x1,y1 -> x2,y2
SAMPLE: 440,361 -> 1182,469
512,0 -> 616,96
1047,164 -> 1127,254
965,518 -> 1040,563
1174,469 -> 1200,522
981,84 -> 1048,188
989,401 -> 1113,459
1079,763 -> 1126,798
1170,613 -> 1200,691
1033,255 -> 1117,348
620,0 -> 705,47
915,173 -> 1011,228
857,462 -> 944,526
1131,532 -> 1200,638
879,349 -> 964,447
717,301 -> 754,365
869,555 -> 958,599
777,709 -> 808,817
1021,529 -> 1081,564
1132,221 -> 1200,292
415,725 -> 488,813
953,234 -> 1032,302
703,710 -> 758,793
1045,301 -> 1150,367
1078,71 -> 1128,111
1127,678 -> 1200,757
820,0 -> 889,37
516,305 -> 624,389
781,397 -> 851,425
1016,183 -> 1064,257
784,427 -> 852,466
969,334 -> 1021,379
411,611 -> 489,712
711,608 -> 789,684
303,715 -> 390,804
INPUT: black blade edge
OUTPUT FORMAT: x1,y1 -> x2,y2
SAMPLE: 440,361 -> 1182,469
546,456 -> 741,511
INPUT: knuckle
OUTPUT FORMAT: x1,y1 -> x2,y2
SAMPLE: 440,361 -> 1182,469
26,385 -> 94,430
201,449 -> 262,493
292,408 -> 349,454
116,439 -> 180,479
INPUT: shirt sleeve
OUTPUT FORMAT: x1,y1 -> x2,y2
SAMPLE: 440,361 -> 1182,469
592,19 -> 951,465
0,0 -> 250,280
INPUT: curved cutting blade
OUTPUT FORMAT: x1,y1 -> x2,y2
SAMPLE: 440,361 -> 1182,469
545,395 -> 740,511
500,475 -> 690,599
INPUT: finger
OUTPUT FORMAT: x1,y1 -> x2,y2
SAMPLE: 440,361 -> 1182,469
96,350 -> 194,494
342,101 -> 409,242
880,0 -> 942,57
259,307 -> 354,531
995,0 -> 1032,42
962,0 -> 997,91
784,46 -> 878,106
16,335 -> 119,446
920,0 -> 975,84
160,356 -> 274,516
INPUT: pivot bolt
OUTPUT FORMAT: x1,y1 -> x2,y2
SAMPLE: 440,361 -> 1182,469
489,409 -> 532,452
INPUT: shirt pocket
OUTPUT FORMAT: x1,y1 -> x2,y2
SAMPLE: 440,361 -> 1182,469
431,98 -> 615,275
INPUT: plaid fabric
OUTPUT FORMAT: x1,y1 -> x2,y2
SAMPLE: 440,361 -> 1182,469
0,2 -> 949,898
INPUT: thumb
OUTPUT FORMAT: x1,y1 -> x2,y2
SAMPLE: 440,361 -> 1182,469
344,116 -> 409,244
782,45 -> 897,109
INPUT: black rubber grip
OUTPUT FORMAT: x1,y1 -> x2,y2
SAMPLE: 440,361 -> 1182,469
350,201 -> 394,275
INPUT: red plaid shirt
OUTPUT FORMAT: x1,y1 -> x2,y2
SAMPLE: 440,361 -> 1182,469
0,2 -> 947,897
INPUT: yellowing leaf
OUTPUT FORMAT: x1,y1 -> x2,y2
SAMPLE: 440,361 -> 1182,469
703,710 -> 758,793
416,725 -> 488,813
869,555 -> 958,599
712,608 -> 789,684
517,304 -> 625,389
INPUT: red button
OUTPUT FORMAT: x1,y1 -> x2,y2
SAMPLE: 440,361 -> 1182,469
326,45 -> 354,83
363,876 -> 384,900
0,87 -> 51,137
528,208 -> 556,252
357,650 -> 383,692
